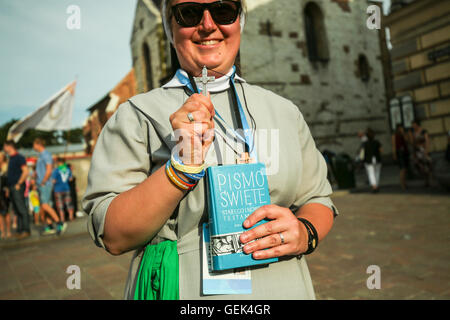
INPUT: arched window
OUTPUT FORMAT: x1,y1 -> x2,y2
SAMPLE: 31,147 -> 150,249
304,2 -> 329,63
142,42 -> 153,91
358,54 -> 370,82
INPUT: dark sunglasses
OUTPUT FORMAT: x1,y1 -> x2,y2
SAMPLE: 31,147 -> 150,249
172,1 -> 241,28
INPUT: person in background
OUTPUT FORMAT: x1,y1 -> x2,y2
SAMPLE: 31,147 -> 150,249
52,157 -> 75,222
32,138 -> 67,235
3,140 -> 30,239
67,163 -> 79,217
357,130 -> 368,152
392,124 -> 410,191
355,130 -> 369,174
24,160 -> 34,217
410,120 -> 432,187
363,128 -> 383,193
29,179 -> 41,226
0,151 -> 12,239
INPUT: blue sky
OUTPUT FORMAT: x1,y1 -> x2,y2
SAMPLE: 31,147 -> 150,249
0,0 -> 137,128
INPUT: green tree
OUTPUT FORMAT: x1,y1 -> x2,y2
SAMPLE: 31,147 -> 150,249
63,128 -> 84,144
0,120 -> 84,148
0,119 -> 17,146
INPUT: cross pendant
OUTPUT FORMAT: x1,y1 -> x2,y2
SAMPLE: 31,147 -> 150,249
194,66 -> 215,96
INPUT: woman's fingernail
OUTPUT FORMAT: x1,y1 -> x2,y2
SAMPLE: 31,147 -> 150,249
244,243 -> 254,253
240,233 -> 248,243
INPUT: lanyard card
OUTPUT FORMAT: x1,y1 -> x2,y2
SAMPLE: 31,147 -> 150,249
202,223 -> 252,295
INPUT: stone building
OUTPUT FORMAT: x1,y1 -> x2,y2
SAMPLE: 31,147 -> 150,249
83,69 -> 137,154
384,0 -> 450,153
130,0 -> 391,156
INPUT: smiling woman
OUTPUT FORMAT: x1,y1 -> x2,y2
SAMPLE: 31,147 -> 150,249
164,0 -> 245,77
83,0 -> 338,300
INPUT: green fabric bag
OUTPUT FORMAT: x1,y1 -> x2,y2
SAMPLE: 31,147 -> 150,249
133,240 -> 179,300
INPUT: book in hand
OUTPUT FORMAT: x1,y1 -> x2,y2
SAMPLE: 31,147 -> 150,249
206,162 -> 278,271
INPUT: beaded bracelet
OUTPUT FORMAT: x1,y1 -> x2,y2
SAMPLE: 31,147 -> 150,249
165,161 -> 197,191
171,153 -> 205,174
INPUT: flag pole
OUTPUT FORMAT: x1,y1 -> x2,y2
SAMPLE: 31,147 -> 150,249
63,75 -> 77,161
63,130 -> 70,160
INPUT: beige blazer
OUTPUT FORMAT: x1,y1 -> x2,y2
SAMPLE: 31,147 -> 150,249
82,79 -> 338,299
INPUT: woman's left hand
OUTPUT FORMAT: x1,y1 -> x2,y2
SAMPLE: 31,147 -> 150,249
239,204 -> 309,259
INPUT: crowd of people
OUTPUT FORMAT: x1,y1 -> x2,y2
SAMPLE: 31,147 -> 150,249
0,138 -> 78,240
355,120 -> 434,193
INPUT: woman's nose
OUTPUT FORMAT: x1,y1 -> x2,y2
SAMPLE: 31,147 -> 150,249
198,9 -> 217,32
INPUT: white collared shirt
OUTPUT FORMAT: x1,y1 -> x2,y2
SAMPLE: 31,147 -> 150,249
162,68 -> 246,93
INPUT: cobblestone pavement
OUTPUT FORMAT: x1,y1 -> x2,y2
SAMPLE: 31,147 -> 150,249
0,166 -> 449,300
308,185 -> 450,300
0,228 -> 133,300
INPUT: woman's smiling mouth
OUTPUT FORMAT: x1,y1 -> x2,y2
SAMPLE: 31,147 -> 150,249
195,39 -> 222,46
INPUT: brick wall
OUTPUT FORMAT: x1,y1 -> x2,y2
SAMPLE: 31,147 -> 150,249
385,0 -> 450,152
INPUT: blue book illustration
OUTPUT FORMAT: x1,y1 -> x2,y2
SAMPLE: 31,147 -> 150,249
206,163 -> 278,271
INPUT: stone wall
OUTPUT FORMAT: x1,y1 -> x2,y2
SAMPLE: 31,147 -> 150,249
130,0 -> 171,92
385,0 -> 450,152
240,0 -> 390,155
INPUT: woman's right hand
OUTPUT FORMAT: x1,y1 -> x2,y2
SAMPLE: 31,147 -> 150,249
169,93 -> 215,166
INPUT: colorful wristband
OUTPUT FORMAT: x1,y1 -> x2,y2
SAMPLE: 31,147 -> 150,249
165,161 -> 196,191
183,170 -> 206,181
169,163 -> 196,187
171,153 -> 205,174
166,160 -> 198,190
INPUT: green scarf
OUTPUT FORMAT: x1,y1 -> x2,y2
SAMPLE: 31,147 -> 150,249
133,240 -> 179,300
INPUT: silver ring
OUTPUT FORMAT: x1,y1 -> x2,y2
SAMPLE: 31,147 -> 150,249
187,112 -> 195,122
279,232 -> 285,245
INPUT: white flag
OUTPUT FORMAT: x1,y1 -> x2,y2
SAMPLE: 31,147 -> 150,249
7,81 -> 76,142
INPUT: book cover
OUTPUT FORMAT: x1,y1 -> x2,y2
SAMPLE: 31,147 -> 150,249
206,162 -> 278,271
